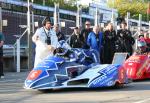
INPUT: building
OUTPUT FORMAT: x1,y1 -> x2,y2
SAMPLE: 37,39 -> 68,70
89,2 -> 118,23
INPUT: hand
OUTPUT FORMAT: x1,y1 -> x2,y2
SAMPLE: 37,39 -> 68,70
47,45 -> 55,52
0,44 -> 2,47
0,42 -> 4,47
32,35 -> 39,44
120,33 -> 123,37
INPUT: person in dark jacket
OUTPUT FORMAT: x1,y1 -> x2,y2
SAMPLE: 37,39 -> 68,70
116,22 -> 135,56
102,23 -> 117,64
80,21 -> 92,49
53,24 -> 65,41
0,32 -> 5,78
70,27 -> 83,48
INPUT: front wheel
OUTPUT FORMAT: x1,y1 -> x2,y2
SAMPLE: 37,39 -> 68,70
38,89 -> 53,93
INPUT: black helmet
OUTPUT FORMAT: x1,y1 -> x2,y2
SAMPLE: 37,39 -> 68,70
54,40 -> 71,56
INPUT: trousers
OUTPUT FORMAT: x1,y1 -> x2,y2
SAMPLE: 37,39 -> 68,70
0,56 -> 4,76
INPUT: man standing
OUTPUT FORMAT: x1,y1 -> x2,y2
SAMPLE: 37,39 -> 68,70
87,26 -> 103,63
116,22 -> 135,56
53,24 -> 65,41
70,27 -> 83,48
144,32 -> 150,47
80,21 -> 92,49
32,17 -> 58,67
0,32 -> 5,78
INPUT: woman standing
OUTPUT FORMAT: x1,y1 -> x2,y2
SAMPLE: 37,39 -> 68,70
102,23 -> 117,64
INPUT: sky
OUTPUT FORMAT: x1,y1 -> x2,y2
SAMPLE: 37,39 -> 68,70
77,0 -> 93,6
77,0 -> 108,6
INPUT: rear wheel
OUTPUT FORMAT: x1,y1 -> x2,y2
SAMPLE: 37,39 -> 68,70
114,82 -> 124,88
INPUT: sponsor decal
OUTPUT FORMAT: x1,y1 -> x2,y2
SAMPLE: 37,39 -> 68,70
91,73 -> 107,85
107,80 -> 114,86
27,70 -> 42,80
118,67 -> 125,82
104,65 -> 118,74
99,77 -> 113,86
126,56 -> 140,63
136,59 -> 149,77
90,67 -> 118,87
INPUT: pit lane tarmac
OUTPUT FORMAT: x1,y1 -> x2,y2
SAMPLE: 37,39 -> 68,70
0,72 -> 150,103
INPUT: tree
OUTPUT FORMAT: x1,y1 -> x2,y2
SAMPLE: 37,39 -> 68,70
107,0 -> 149,21
23,0 -> 79,11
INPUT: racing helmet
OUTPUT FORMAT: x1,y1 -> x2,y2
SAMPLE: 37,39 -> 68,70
55,40 -> 71,56
137,38 -> 146,47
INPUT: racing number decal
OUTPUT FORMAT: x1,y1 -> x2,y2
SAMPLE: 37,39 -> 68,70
118,67 -> 125,83
136,59 -> 149,78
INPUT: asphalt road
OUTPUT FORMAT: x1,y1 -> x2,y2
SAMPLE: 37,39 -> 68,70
0,72 -> 150,103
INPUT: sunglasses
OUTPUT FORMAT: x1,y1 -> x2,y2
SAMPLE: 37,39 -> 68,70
86,24 -> 91,25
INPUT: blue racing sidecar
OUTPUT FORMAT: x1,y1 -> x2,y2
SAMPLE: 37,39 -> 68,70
24,41 -> 129,90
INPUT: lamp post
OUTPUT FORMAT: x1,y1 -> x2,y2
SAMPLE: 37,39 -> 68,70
127,12 -> 130,30
76,4 -> 82,28
138,14 -> 142,35
54,3 -> 60,26
111,0 -> 115,26
31,0 -> 34,34
43,0 -> 46,6
94,6 -> 100,26
27,0 -> 33,70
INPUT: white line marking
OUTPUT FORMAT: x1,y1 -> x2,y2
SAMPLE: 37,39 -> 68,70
0,79 -> 23,83
133,98 -> 150,103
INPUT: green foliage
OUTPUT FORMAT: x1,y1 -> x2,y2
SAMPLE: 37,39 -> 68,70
108,0 -> 150,21
23,0 -> 78,11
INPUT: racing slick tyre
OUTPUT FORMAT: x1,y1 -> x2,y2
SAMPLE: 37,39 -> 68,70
114,82 -> 124,88
38,89 -> 53,93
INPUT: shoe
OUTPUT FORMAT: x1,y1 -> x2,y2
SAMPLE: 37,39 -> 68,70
0,76 -> 4,78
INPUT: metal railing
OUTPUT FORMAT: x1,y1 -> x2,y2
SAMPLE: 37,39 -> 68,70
13,28 -> 28,72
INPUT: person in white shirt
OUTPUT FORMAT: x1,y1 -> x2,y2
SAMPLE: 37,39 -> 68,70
32,17 -> 58,67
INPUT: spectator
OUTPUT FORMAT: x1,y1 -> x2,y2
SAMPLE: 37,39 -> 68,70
133,38 -> 150,77
139,34 -> 144,39
53,24 -> 65,41
144,32 -> 150,47
32,16 -> 58,67
116,22 -> 135,56
70,27 -> 83,48
87,26 -> 103,63
134,38 -> 150,55
0,32 -> 5,78
102,23 -> 117,64
80,21 -> 92,49
117,16 -> 125,25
